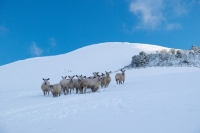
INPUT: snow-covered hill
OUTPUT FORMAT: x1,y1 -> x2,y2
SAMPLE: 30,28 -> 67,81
0,42 -> 200,133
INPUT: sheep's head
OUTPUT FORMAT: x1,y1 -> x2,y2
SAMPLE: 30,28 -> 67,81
42,78 -> 50,85
68,76 -> 74,81
121,69 -> 126,74
105,71 -> 112,76
76,75 -> 83,82
95,75 -> 102,81
50,85 -> 54,90
93,72 -> 99,76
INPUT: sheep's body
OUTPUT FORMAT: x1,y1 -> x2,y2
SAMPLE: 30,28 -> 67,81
115,70 -> 126,84
105,71 -> 111,87
50,84 -> 62,97
41,78 -> 50,96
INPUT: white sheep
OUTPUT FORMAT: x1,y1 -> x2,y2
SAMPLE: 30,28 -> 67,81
80,76 -> 89,94
100,73 -> 106,88
115,69 -> 126,84
41,78 -> 50,96
105,71 -> 112,87
87,75 -> 102,92
74,75 -> 83,94
50,84 -> 62,97
59,76 -> 69,95
67,76 -> 75,94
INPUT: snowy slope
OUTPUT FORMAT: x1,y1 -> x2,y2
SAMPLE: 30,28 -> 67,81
0,42 -> 200,133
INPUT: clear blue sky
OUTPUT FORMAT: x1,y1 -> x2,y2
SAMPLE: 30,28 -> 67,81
0,0 -> 200,66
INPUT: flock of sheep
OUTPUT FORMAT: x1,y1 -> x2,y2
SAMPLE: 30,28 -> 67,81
41,69 -> 126,97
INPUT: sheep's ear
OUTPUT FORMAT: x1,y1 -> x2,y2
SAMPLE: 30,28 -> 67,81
65,76 -> 68,78
81,75 -> 82,77
68,76 -> 70,78
76,75 -> 78,77
47,78 -> 50,80
83,76 -> 86,78
72,76 -> 75,78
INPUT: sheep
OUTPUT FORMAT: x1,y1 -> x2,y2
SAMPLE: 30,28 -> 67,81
41,78 -> 50,96
67,76 -> 75,94
59,76 -> 69,95
59,76 -> 74,94
50,84 -> 62,97
80,76 -> 89,94
74,75 -> 83,94
105,71 -> 112,87
115,69 -> 126,84
100,73 -> 107,88
87,75 -> 102,93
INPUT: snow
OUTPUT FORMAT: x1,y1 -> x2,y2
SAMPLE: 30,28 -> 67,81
0,42 -> 200,133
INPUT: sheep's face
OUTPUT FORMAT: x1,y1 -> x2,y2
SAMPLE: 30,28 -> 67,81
122,70 -> 126,74
76,75 -> 82,82
50,85 -> 54,90
93,72 -> 99,76
105,71 -> 111,76
101,73 -> 106,78
68,76 -> 74,81
98,76 -> 103,81
42,78 -> 50,85
95,75 -> 102,81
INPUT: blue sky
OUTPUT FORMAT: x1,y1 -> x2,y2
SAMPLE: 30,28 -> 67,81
0,0 -> 200,66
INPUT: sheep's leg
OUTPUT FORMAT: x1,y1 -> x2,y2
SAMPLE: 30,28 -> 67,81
43,91 -> 45,96
63,89 -> 66,95
76,88 -> 79,94
79,88 -> 82,94
70,88 -> 71,94
105,84 -> 107,88
84,88 -> 86,94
